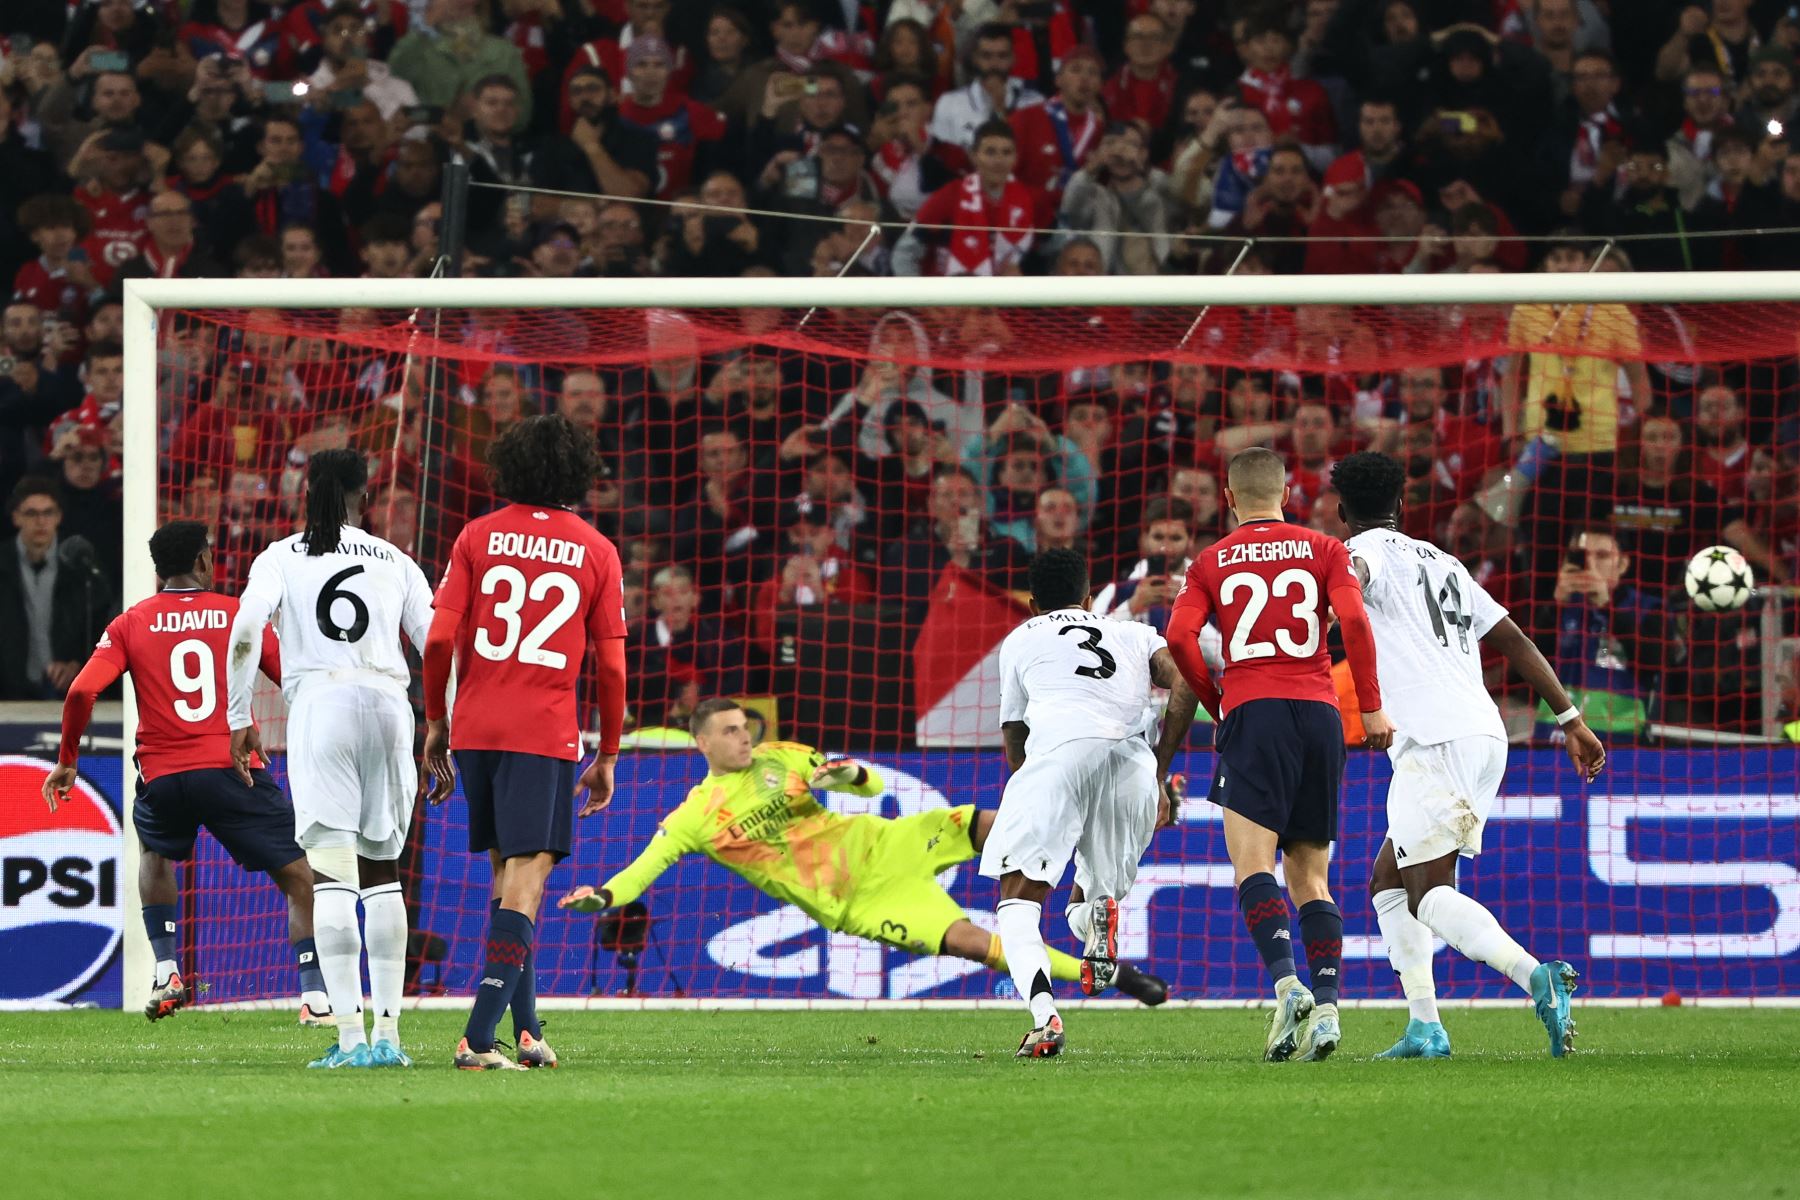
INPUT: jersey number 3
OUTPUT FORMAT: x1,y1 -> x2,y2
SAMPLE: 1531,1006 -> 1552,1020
1219,569 -> 1321,662
1059,624 -> 1117,679
474,565 -> 582,668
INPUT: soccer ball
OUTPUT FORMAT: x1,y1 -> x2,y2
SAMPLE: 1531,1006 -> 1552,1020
1683,545 -> 1755,612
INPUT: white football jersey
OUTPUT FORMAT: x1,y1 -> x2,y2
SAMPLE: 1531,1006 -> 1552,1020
1346,526 -> 1508,746
226,525 -> 434,727
998,608 -> 1166,756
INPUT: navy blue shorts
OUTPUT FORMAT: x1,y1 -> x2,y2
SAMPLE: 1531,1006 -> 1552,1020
456,749 -> 576,862
134,767 -> 303,875
1207,698 -> 1345,847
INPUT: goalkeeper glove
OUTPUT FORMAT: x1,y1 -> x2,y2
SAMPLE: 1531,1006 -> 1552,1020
810,759 -> 866,789
559,886 -> 614,914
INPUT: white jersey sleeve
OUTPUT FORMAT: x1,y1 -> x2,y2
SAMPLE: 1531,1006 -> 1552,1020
398,552 -> 434,652
1347,528 -> 1507,746
225,544 -> 284,728
1000,611 -> 1165,756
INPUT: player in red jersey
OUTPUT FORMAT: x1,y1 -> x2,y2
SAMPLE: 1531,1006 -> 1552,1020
422,415 -> 627,1071
41,521 -> 330,1025
1165,448 -> 1395,1063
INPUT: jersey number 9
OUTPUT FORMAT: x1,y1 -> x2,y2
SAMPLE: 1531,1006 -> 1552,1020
474,565 -> 581,668
169,637 -> 217,722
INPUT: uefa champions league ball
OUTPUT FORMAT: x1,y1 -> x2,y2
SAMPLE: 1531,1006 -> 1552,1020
1683,545 -> 1755,612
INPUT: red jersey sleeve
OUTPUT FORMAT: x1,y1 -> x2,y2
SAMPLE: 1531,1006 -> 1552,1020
91,614 -> 131,673
259,623 -> 283,686
588,536 -> 627,641
434,528 -> 474,615
914,179 -> 961,226
1320,538 -> 1382,711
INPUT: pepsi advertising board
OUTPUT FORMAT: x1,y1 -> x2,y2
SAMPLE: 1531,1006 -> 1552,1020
6,747 -> 1798,1005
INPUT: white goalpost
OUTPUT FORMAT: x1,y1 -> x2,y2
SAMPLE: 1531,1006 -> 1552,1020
117,270 -> 1800,1015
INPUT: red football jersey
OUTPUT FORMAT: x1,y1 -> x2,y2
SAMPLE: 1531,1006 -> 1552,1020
434,504 -> 627,760
93,589 -> 281,781
1172,519 -> 1372,716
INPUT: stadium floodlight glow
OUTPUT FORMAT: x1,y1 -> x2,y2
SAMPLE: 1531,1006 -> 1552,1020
119,271 -> 1800,1016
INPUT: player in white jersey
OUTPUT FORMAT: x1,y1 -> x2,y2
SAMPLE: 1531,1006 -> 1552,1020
1332,453 -> 1606,1059
225,450 -> 439,1070
980,548 -> 1201,1057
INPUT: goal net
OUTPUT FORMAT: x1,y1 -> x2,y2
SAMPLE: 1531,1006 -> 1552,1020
120,274 -> 1800,1009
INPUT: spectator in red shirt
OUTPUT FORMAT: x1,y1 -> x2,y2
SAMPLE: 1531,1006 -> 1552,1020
12,196 -> 98,326
1009,45 -> 1105,200
1221,142 -> 1317,274
114,191 -> 223,282
1693,377 -> 1752,502
564,0 -> 691,114
893,121 -> 1048,276
72,128 -> 154,284
750,502 -> 877,648
617,36 -> 729,199
1237,9 -> 1337,171
1304,152 -> 1380,274
1105,12 -> 1179,134
1284,400 -> 1339,518
180,0 -> 287,79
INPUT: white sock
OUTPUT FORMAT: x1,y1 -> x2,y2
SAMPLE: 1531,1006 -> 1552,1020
1373,887 -> 1440,1024
1065,901 -> 1093,945
996,898 -> 1058,1028
1417,885 -> 1540,994
301,989 -> 331,1013
154,959 -> 178,987
361,882 -> 407,1046
313,882 -> 368,1051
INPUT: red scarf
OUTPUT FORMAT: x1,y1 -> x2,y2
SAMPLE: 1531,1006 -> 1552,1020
1241,66 -> 1294,128
1679,115 -> 1730,161
140,241 -> 193,278
1575,106 -> 1623,172
870,131 -> 923,196
942,175 -> 1035,276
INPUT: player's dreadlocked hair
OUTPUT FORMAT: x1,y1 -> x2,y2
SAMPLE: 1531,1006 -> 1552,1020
1029,547 -> 1090,611
149,520 -> 210,580
302,448 -> 368,556
488,413 -> 602,507
1331,451 -> 1408,526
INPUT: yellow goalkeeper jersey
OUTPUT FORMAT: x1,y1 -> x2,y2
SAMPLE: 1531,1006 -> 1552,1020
600,742 -> 886,931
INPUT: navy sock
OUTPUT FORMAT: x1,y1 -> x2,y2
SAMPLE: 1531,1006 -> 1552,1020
1297,899 -> 1344,1007
143,903 -> 179,974
465,907 -> 533,1052
1236,873 -> 1297,984
293,937 -> 327,997
494,898 -> 543,1040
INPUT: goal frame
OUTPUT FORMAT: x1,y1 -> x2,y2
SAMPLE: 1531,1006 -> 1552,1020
117,270 -> 1800,1013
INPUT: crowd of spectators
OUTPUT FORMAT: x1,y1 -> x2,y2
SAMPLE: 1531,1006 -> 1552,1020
2,0 -> 1799,736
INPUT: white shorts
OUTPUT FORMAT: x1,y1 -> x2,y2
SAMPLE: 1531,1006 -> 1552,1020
978,736 -> 1159,899
1386,733 -> 1507,869
285,679 -> 418,860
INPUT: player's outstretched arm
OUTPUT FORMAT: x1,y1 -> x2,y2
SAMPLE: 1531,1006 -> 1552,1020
1482,616 -> 1607,782
811,756 -> 885,796
558,812 -> 698,913
44,654 -> 125,811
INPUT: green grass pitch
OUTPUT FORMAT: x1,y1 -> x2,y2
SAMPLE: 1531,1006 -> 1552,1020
4,1008 -> 1797,1200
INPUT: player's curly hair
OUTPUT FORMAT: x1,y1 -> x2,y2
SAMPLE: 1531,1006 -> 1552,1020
302,449 -> 368,556
487,413 -> 601,508
149,520 -> 210,580
1331,451 -> 1407,525
1029,547 -> 1090,612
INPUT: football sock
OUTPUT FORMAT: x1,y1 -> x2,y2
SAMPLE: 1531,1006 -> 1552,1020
996,898 -> 1058,1028
1417,885 -> 1540,994
292,936 -> 329,1010
491,898 -> 543,1042
361,883 -> 407,1046
1236,873 -> 1297,986
465,907 -> 532,1053
1065,901 -> 1093,944
981,933 -> 1082,984
1297,899 -> 1344,1007
1373,888 -> 1440,1024
144,903 -> 179,986
313,882 -> 367,1051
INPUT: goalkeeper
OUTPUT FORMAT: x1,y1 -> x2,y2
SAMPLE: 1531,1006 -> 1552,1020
560,698 -> 1168,1004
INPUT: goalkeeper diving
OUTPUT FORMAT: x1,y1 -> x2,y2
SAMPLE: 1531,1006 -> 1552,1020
559,698 -> 1169,1004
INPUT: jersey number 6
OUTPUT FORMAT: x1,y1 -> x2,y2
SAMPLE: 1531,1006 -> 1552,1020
316,565 -> 370,643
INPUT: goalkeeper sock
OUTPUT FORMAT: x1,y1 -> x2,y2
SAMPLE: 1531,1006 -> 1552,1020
313,882 -> 367,1051
144,903 -> 179,986
1417,886 -> 1539,994
361,882 -> 407,1046
996,898 -> 1058,1028
465,907 -> 532,1053
1373,888 -> 1440,1024
1297,898 -> 1343,1007
292,937 -> 329,1010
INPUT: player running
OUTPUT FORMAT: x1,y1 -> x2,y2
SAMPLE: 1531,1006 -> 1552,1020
984,548 -> 1198,1058
421,415 -> 628,1072
557,698 -> 1170,1008
1165,447 -> 1394,1063
42,520 -> 331,1025
1332,452 -> 1605,1059
226,450 -> 436,1070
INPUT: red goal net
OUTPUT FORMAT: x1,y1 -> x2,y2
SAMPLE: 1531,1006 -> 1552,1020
146,296 -> 1800,1004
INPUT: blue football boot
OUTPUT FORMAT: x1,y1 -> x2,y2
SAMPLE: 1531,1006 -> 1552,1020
1373,1019 -> 1452,1059
1530,961 -> 1579,1057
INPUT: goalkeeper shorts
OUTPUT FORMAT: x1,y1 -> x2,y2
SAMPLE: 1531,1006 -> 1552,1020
838,804 -> 979,956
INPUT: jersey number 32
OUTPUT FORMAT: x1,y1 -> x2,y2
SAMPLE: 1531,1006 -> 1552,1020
473,565 -> 582,669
